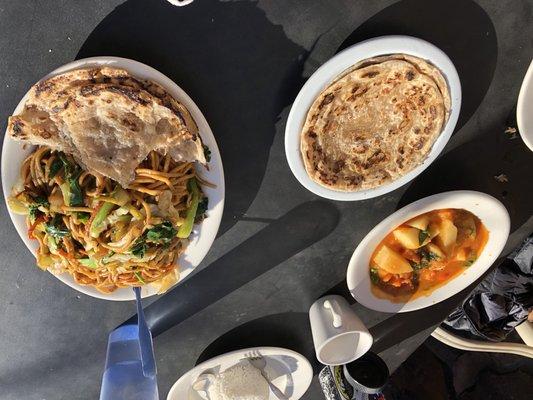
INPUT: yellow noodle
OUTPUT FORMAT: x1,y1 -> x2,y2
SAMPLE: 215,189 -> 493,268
136,171 -> 173,189
128,186 -> 162,196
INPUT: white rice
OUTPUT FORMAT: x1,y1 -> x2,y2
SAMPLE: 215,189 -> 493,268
208,360 -> 269,400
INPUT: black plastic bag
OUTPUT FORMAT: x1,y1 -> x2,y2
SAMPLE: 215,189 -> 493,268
442,235 -> 533,342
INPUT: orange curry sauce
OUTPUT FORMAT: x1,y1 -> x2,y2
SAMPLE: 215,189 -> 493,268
370,208 -> 489,303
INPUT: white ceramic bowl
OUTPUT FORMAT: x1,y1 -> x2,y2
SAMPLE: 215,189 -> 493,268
517,59 -> 533,152
1,56 -> 225,301
346,191 -> 510,312
285,35 -> 461,201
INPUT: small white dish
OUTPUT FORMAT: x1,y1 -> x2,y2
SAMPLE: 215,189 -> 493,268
517,59 -> 533,152
309,295 -> 372,366
346,191 -> 510,313
167,0 -> 195,6
1,56 -> 225,301
284,35 -> 461,201
167,347 -> 313,400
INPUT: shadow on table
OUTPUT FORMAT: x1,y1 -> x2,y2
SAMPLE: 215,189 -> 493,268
195,312 -> 320,374
398,123 -> 533,231
76,0 -> 308,236
338,0 -> 497,133
121,200 -> 340,336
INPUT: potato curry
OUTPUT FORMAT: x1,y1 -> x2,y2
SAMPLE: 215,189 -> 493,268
369,208 -> 489,302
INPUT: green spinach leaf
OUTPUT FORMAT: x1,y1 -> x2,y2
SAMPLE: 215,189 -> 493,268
45,215 -> 70,238
58,153 -> 84,206
410,259 -> 427,271
146,221 -> 177,245
418,229 -> 430,245
28,206 -> 39,223
76,212 -> 90,223
130,238 -> 147,258
196,197 -> 208,219
465,258 -> 476,267
32,195 -> 50,207
68,178 -> 84,206
28,196 -> 50,223
130,221 -> 177,258
370,268 -> 380,284
203,145 -> 211,162
49,157 -> 63,179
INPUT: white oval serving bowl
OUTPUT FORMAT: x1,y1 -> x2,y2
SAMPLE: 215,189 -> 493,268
1,56 -> 225,301
346,191 -> 510,313
517,59 -> 533,152
285,35 -> 461,201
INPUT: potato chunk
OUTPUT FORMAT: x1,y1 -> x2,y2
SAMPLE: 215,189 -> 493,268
426,243 -> 446,259
435,219 -> 458,255
455,248 -> 467,261
393,227 -> 430,249
373,245 -> 413,274
428,223 -> 440,239
407,215 -> 429,231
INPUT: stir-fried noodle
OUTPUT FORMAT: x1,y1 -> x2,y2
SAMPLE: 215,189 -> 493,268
9,146 -> 208,293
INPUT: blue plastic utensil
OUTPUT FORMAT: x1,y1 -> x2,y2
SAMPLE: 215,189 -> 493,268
134,287 -> 157,379
99,287 -> 159,400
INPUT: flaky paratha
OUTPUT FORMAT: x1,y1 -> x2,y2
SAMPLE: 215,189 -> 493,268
7,67 -> 205,187
24,67 -> 199,137
301,54 -> 450,191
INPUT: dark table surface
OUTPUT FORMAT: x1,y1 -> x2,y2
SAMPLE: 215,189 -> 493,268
1,0 -> 532,399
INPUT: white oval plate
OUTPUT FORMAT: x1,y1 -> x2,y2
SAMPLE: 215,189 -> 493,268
346,191 -> 510,312
517,59 -> 533,152
285,35 -> 461,201
1,56 -> 225,301
167,347 -> 313,400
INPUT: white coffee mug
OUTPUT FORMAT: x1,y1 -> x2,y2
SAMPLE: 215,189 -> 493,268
309,295 -> 373,365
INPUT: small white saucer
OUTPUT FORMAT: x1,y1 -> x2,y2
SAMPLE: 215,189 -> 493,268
167,347 -> 313,400
517,59 -> 533,152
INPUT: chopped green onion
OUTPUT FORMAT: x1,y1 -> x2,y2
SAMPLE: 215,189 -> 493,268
177,178 -> 200,239
89,202 -> 115,238
134,271 -> 146,284
47,236 -> 58,252
79,258 -> 98,269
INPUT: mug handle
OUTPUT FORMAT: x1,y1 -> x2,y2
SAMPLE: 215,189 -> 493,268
323,299 -> 343,328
